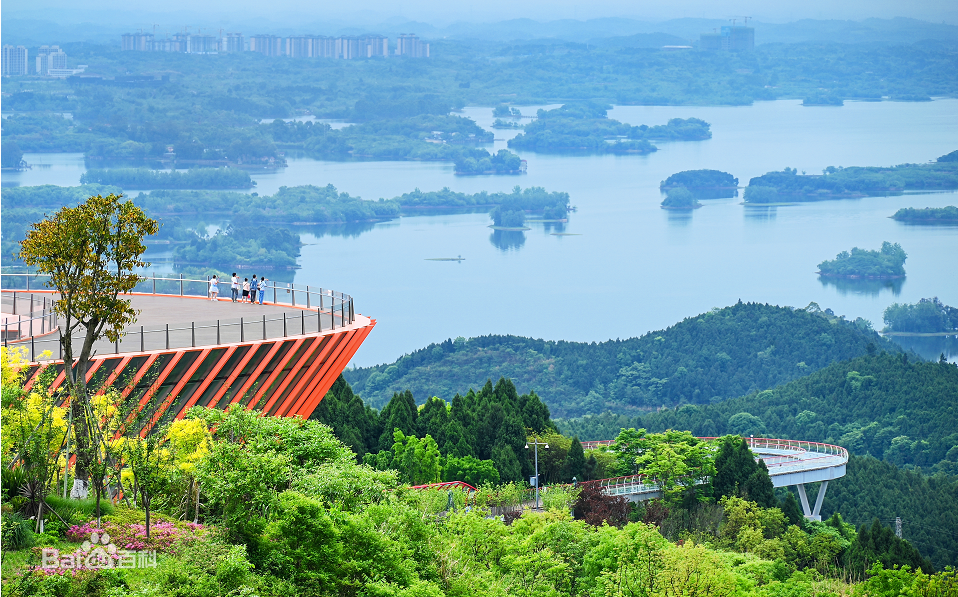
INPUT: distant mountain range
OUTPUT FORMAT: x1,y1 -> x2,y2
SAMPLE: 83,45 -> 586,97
3,15 -> 957,48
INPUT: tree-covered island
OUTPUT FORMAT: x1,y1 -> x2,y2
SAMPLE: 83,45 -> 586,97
80,168 -> 255,189
745,155 -> 958,202
660,187 -> 701,209
891,205 -> 958,223
508,102 -> 710,154
883,297 -> 958,334
818,241 -> 907,279
660,169 -> 739,199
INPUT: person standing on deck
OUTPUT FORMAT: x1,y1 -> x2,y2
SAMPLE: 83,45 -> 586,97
258,276 -> 268,305
250,275 -> 259,305
231,273 -> 239,302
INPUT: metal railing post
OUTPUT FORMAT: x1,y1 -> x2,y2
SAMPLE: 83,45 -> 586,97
317,307 -> 322,333
191,322 -> 195,347
115,337 -> 119,354
26,276 -> 30,292
291,288 -> 295,307
166,324 -> 170,349
141,326 -> 144,352
301,311 -> 305,335
32,334 -> 36,362
12,291 -> 16,315
273,285 -> 276,304
217,320 -> 220,345
306,286 -> 310,309
241,317 -> 244,342
180,274 -> 184,296
283,313 -> 287,337
153,272 -> 156,294
263,315 -> 266,340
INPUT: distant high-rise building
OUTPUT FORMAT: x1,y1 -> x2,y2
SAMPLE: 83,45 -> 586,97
2,45 -> 29,75
36,46 -> 67,76
223,33 -> 244,53
699,26 -> 754,51
396,34 -> 429,58
122,33 -> 155,51
187,35 -> 219,54
250,35 -> 284,57
336,35 -> 388,59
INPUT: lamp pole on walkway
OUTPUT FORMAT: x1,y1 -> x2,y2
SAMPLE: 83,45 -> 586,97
525,437 -> 549,509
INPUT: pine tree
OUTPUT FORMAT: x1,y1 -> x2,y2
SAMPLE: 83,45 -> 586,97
780,491 -> 806,529
378,390 -> 418,451
492,443 -> 522,483
565,437 -> 586,482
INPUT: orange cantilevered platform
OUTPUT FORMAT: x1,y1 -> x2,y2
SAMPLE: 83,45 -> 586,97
2,275 -> 375,432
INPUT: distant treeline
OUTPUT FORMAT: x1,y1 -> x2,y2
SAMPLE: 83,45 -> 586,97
344,301 -> 896,416
883,297 -> 958,334
744,157 -> 958,202
892,205 -> 958,223
80,168 -> 255,189
508,103 -> 710,154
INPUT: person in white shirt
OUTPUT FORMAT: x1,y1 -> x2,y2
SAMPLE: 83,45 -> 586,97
231,273 -> 239,302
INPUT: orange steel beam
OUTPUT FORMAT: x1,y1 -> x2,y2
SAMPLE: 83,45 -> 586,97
274,333 -> 342,417
285,330 -> 357,417
257,337 -> 321,416
262,336 -> 329,416
141,348 -> 211,435
47,368 -> 67,394
24,363 -> 53,392
246,338 -> 304,411
293,322 -> 374,418
173,346 -> 237,417
126,351 -> 182,435
119,354 -> 159,399
226,341 -> 284,408
97,356 -> 132,395
203,343 -> 261,409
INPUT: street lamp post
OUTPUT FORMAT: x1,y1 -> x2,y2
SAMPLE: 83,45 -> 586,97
525,437 -> 549,509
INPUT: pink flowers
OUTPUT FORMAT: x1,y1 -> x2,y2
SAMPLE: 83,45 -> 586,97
65,519 -> 206,553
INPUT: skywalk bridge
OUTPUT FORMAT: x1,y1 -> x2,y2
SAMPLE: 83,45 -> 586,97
580,437 -> 848,520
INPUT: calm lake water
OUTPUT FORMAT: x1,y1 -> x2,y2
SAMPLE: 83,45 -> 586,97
4,100 -> 958,366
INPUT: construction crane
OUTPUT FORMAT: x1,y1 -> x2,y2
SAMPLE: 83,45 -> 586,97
728,16 -> 752,27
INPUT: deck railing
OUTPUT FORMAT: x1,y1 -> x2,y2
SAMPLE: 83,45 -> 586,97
1,273 -> 356,362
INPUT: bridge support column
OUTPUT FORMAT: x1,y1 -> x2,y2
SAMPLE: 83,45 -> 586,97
796,481 -> 828,521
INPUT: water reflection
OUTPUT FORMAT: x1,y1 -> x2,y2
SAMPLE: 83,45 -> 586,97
818,276 -> 905,297
291,221 -> 384,240
887,335 -> 958,363
665,210 -> 693,226
690,189 -> 739,200
743,206 -> 777,222
489,229 -> 526,251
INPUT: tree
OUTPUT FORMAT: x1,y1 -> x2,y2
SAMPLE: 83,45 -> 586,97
565,437 -> 586,482
18,193 -> 157,498
442,455 -> 500,486
660,187 -> 699,209
1,141 -> 24,169
390,429 -> 442,485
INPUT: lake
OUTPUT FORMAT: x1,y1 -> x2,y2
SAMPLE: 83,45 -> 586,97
4,100 -> 958,366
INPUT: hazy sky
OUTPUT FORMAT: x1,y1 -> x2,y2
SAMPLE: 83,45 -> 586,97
5,0 -> 957,26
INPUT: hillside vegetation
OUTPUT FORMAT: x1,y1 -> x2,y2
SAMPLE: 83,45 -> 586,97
344,302 -> 897,416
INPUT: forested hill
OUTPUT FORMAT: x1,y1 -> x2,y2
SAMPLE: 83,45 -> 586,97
563,353 -> 958,471
344,301 -> 897,416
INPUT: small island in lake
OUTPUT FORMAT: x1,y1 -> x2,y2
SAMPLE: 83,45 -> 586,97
660,187 -> 701,210
818,241 -> 907,279
508,102 -> 710,154
745,154 -> 958,202
455,149 -> 525,175
661,169 -> 738,199
891,206 -> 958,223
883,297 -> 958,335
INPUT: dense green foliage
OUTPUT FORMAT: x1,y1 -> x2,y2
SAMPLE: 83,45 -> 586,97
746,163 -> 958,201
883,298 -> 958,333
509,103 -> 709,153
454,148 -> 524,174
660,169 -> 739,199
660,187 -> 700,209
1,141 -> 24,169
891,205 -> 958,223
822,456 -> 958,569
173,225 -> 301,269
818,242 -> 908,278
583,354 -> 958,471
80,168 -> 255,189
344,302 -> 896,416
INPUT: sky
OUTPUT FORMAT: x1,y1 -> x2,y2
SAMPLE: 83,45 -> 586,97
4,0 -> 957,27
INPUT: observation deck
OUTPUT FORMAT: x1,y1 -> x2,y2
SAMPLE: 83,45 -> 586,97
2,274 -> 375,431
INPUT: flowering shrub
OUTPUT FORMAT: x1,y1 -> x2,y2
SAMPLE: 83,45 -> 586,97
66,519 -> 205,553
